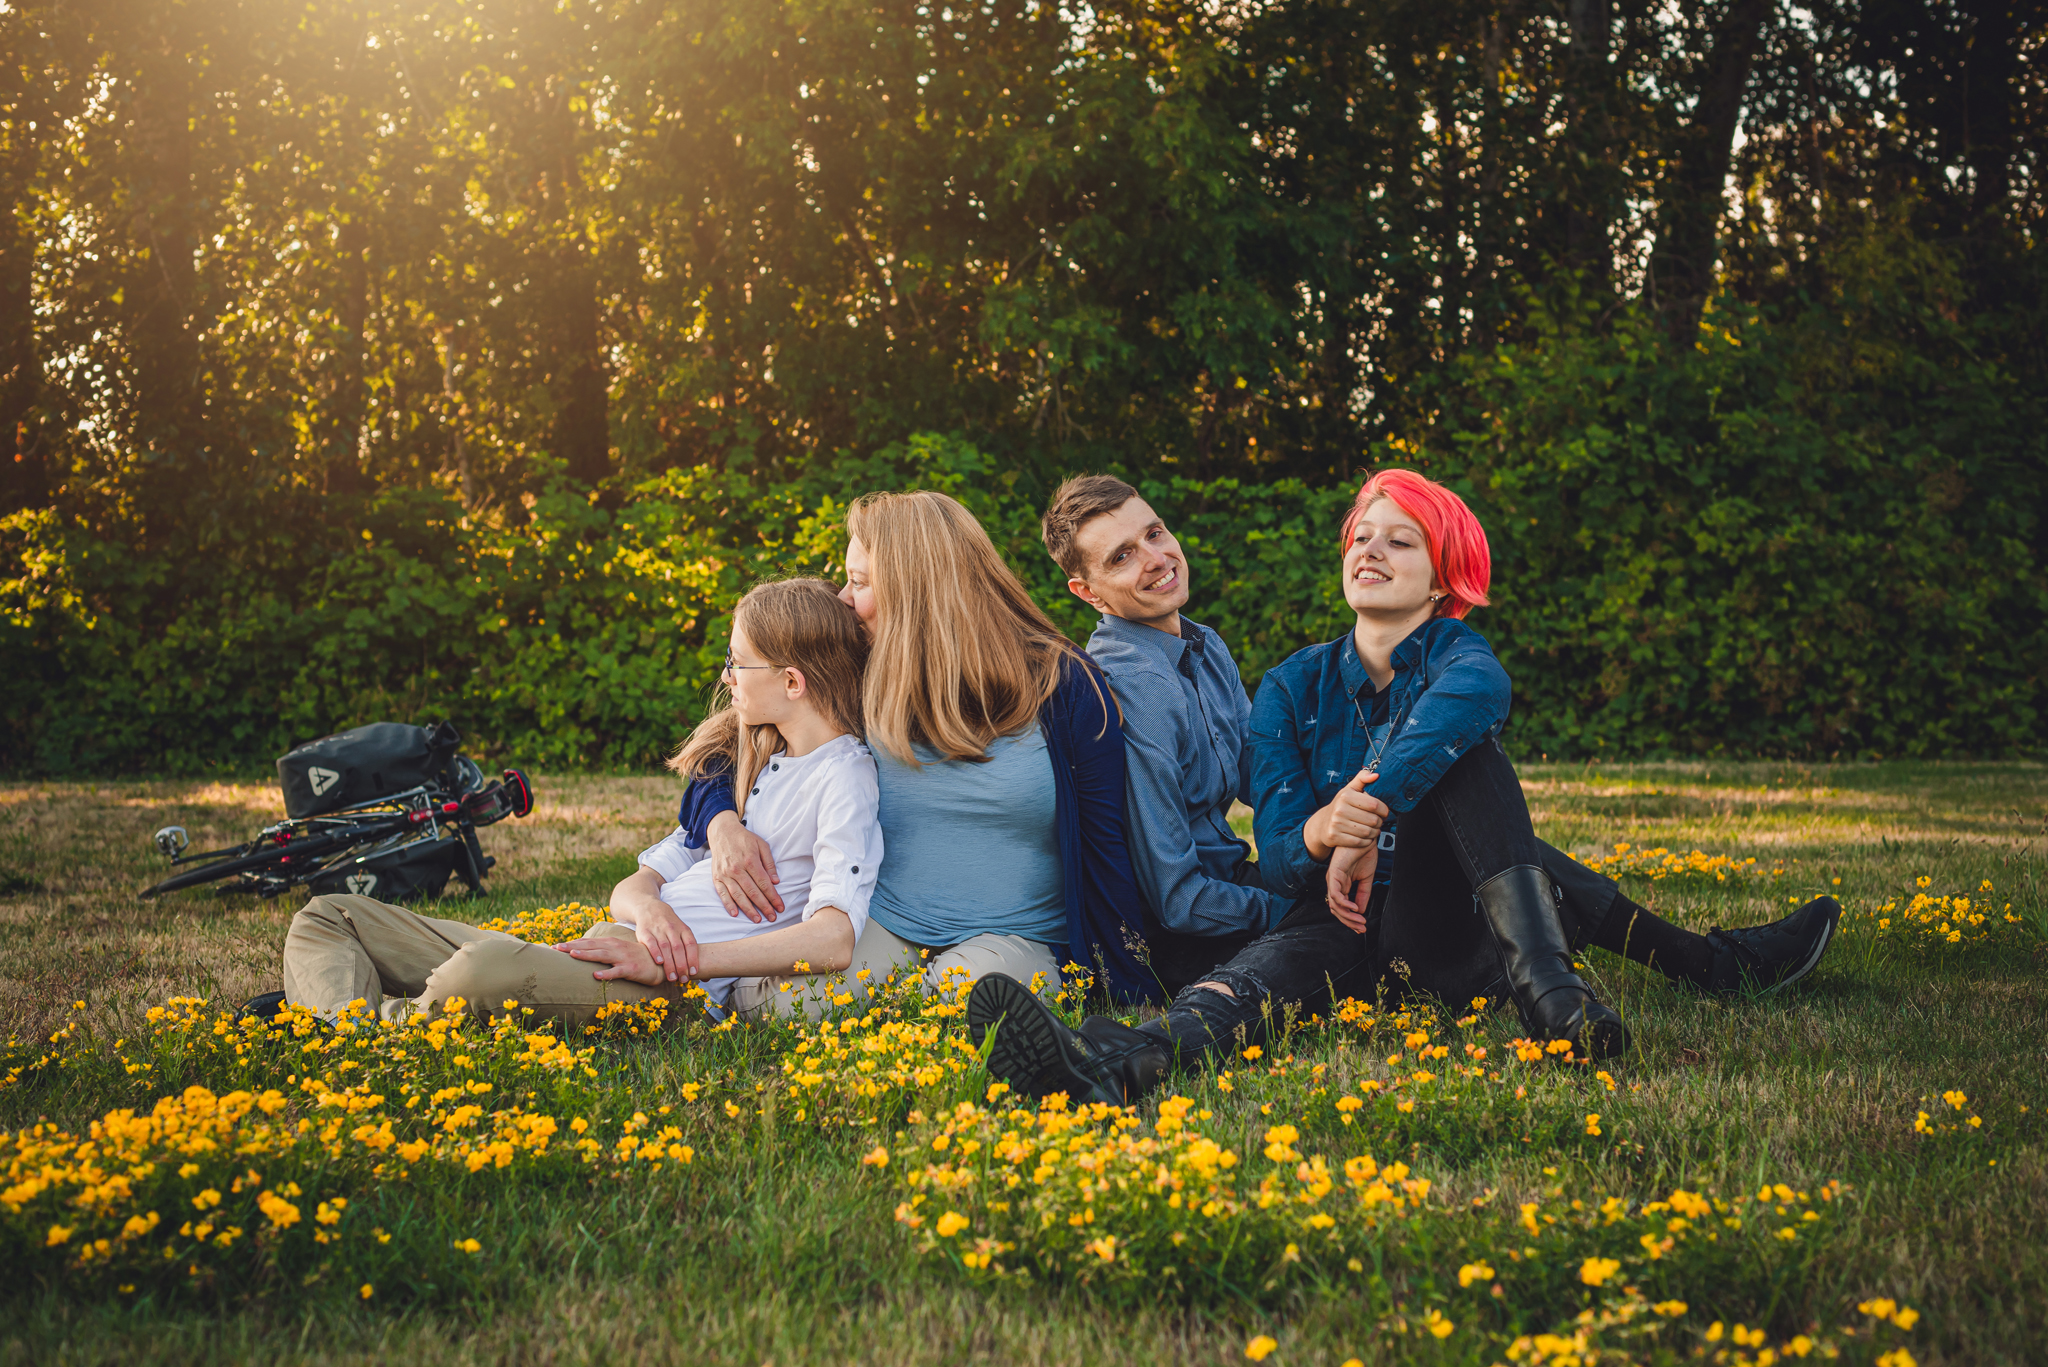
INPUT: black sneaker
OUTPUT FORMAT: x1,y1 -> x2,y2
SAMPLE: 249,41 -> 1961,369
967,974 -> 1166,1107
238,991 -> 333,1032
1704,896 -> 1841,994
239,990 -> 288,1022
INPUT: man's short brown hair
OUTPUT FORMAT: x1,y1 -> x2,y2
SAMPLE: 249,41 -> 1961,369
1041,474 -> 1140,579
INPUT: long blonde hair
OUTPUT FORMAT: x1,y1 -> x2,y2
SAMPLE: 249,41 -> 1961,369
669,578 -> 868,815
848,490 -> 1087,766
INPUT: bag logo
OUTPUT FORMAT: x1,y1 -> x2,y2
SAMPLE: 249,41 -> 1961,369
308,766 -> 342,796
345,873 -> 378,895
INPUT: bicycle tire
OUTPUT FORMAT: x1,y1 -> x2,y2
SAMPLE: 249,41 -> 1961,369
140,845 -> 286,898
140,814 -> 415,899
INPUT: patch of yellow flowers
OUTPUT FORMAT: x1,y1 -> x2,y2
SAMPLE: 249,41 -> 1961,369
889,1089 -> 1434,1292
1848,878 -> 2026,949
0,899 -> 1956,1363
1577,850 -> 2032,952
472,900 -> 610,943
0,992 -> 716,1292
1574,843 -> 1794,884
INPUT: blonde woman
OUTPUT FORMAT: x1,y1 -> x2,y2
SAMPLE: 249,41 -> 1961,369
685,490 -> 1158,1016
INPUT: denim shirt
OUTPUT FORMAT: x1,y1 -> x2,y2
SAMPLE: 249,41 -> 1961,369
1087,614 -> 1288,937
1247,617 -> 1512,899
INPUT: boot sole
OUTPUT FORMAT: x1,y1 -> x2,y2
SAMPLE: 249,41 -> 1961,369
967,974 -> 1116,1106
1755,898 -> 1839,995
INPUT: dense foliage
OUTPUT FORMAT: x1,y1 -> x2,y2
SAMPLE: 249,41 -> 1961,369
2,0 -> 2043,771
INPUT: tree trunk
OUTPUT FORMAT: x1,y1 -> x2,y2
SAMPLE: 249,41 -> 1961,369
554,251 -> 610,489
0,132 -> 44,513
1563,0 -> 1613,290
440,328 -> 474,508
1437,68 -> 1466,350
127,30 -> 206,508
1650,0 -> 1772,341
1474,9 -> 1507,338
326,216 -> 372,497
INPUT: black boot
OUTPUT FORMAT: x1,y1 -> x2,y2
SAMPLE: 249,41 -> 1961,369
966,974 -> 1170,1107
1476,865 -> 1628,1060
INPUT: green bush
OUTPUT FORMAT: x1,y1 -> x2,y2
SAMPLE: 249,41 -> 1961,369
5,285 -> 2042,775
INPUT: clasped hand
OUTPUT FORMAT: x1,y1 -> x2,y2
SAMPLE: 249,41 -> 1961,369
1323,842 -> 1380,935
1304,769 -> 1390,861
1313,768 -> 1389,935
609,884 -> 700,983
551,933 -> 670,988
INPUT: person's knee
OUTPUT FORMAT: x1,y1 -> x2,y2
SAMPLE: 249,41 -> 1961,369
426,939 -> 526,1016
287,895 -> 348,939
1183,966 -> 1263,1005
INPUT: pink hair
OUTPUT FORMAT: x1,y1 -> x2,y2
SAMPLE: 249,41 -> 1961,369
1340,469 -> 1492,619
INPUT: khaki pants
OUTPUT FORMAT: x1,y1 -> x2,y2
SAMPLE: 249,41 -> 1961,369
281,894 -> 678,1027
729,918 -> 1062,1021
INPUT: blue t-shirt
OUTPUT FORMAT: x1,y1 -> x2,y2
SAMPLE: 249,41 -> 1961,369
867,723 -> 1067,947
1358,682 -> 1399,906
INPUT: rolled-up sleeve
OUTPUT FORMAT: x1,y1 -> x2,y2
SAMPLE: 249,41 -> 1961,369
800,752 -> 883,938
1370,640 -> 1513,814
637,825 -> 709,882
1247,671 -> 1325,898
1114,665 -> 1280,936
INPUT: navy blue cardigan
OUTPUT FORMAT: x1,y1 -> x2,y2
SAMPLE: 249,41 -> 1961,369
675,654 -> 1161,1003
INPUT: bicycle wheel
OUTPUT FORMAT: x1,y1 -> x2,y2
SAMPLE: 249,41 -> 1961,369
140,844 -> 290,898
141,813 -> 414,900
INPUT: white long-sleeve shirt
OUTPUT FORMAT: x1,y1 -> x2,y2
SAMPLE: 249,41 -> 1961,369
635,733 -> 882,1004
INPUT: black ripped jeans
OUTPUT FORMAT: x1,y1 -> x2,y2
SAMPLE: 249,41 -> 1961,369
1134,737 -> 1622,1067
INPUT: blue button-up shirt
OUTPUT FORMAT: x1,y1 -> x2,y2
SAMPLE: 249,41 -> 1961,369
1087,613 -> 1288,936
1248,617 -> 1512,899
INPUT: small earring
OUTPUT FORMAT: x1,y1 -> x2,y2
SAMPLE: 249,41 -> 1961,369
1429,592 -> 1446,602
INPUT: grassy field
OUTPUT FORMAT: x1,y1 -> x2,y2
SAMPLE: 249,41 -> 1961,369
0,760 -> 2042,1365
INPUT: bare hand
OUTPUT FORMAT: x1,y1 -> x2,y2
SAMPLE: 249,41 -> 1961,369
632,905 -> 700,983
1324,842 -> 1380,934
1305,771 -> 1390,860
554,935 -> 666,987
708,810 -> 783,922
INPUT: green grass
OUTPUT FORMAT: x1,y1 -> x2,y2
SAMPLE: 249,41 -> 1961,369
0,760 -> 2043,1365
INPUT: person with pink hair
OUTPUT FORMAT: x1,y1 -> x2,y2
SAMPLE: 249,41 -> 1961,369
971,469 -> 1842,1106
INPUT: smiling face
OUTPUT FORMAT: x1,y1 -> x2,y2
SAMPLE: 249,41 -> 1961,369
838,536 -> 878,625
1342,496 -> 1439,624
1066,496 -> 1190,632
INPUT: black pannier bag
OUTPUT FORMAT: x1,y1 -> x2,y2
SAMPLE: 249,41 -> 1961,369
307,833 -> 468,903
277,721 -> 462,818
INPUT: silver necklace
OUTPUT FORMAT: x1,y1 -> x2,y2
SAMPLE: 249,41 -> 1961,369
1352,687 -> 1394,776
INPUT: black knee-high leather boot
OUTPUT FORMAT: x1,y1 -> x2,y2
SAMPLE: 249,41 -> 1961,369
1476,865 -> 1629,1059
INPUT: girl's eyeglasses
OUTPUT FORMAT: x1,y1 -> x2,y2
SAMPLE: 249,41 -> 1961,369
723,651 -> 781,675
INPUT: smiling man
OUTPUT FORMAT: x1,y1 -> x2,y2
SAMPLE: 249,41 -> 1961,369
1039,475 -> 1288,994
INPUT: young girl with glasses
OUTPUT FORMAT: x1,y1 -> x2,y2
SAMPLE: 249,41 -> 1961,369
553,577 -> 881,1011
264,577 -> 880,1028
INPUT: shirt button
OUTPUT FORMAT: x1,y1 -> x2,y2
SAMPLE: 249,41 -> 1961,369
851,866 -> 860,874
750,787 -> 760,795
771,763 -> 779,771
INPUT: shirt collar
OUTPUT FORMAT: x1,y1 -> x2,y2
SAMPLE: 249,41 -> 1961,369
1095,612 -> 1206,670
1338,633 -> 1371,699
1391,621 -> 1429,671
1340,620 -> 1430,698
